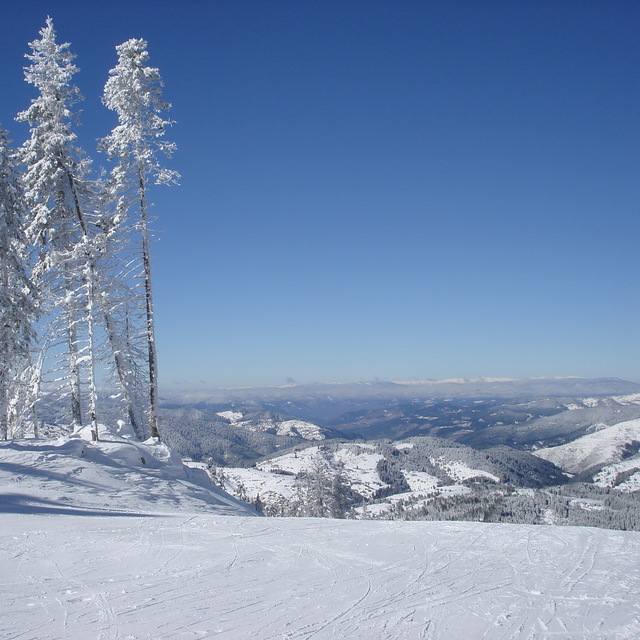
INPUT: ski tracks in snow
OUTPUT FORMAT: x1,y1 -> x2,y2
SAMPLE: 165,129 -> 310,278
2,514 -> 640,639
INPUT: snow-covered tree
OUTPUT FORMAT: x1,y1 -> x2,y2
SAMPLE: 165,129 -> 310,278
100,38 -> 179,439
90,182 -> 148,439
16,17 -> 99,433
291,449 -> 349,518
0,129 -> 37,439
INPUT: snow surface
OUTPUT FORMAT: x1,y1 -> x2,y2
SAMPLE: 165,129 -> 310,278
533,418 -> 640,475
0,423 -> 254,517
2,427 -> 640,639
334,445 -> 386,498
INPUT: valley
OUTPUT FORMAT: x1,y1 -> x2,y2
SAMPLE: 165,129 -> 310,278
156,378 -> 640,529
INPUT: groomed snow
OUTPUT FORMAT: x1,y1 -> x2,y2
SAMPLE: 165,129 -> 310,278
3,514 -> 639,639
2,427 -> 640,639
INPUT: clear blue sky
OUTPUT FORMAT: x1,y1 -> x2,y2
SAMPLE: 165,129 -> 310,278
1,1 -> 639,389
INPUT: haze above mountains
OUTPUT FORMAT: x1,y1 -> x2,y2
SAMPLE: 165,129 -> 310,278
162,376 -> 640,406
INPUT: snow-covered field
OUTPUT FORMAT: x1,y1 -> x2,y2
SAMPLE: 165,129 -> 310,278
2,427 -> 640,640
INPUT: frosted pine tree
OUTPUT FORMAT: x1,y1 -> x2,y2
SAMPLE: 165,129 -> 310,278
91,180 -> 148,439
0,129 -> 37,440
100,38 -> 179,439
291,450 -> 348,518
16,18 -> 99,434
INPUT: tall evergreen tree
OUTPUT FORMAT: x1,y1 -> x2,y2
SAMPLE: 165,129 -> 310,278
16,17 -> 98,432
100,38 -> 178,439
0,129 -> 37,439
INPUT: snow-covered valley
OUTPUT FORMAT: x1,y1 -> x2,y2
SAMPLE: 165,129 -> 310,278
2,427 -> 640,639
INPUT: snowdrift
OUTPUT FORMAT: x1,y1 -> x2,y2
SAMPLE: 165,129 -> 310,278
0,423 -> 255,517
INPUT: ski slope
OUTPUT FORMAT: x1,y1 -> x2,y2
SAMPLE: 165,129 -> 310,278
1,428 -> 640,639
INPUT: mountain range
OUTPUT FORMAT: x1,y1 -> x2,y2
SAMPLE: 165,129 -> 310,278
156,377 -> 640,529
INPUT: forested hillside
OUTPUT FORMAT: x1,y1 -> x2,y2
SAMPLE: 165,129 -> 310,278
192,435 -> 640,531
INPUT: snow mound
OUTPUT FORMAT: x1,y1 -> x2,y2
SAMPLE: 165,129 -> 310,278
533,418 -> 640,474
0,423 -> 256,517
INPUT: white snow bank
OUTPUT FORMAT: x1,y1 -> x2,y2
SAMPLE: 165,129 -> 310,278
0,424 -> 255,517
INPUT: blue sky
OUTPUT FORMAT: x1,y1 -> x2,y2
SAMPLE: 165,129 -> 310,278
1,1 -> 639,389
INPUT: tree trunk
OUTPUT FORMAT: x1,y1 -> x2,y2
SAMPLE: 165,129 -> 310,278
66,310 -> 83,428
139,172 -> 160,440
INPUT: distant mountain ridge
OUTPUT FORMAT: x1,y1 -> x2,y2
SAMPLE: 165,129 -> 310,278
158,377 -> 640,465
161,377 -> 640,407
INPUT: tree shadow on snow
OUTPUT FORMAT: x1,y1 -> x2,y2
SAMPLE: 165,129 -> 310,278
0,493 -> 160,517
0,460 -> 114,492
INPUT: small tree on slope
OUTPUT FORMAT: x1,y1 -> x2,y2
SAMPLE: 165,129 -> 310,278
100,38 -> 179,440
0,129 -> 37,440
